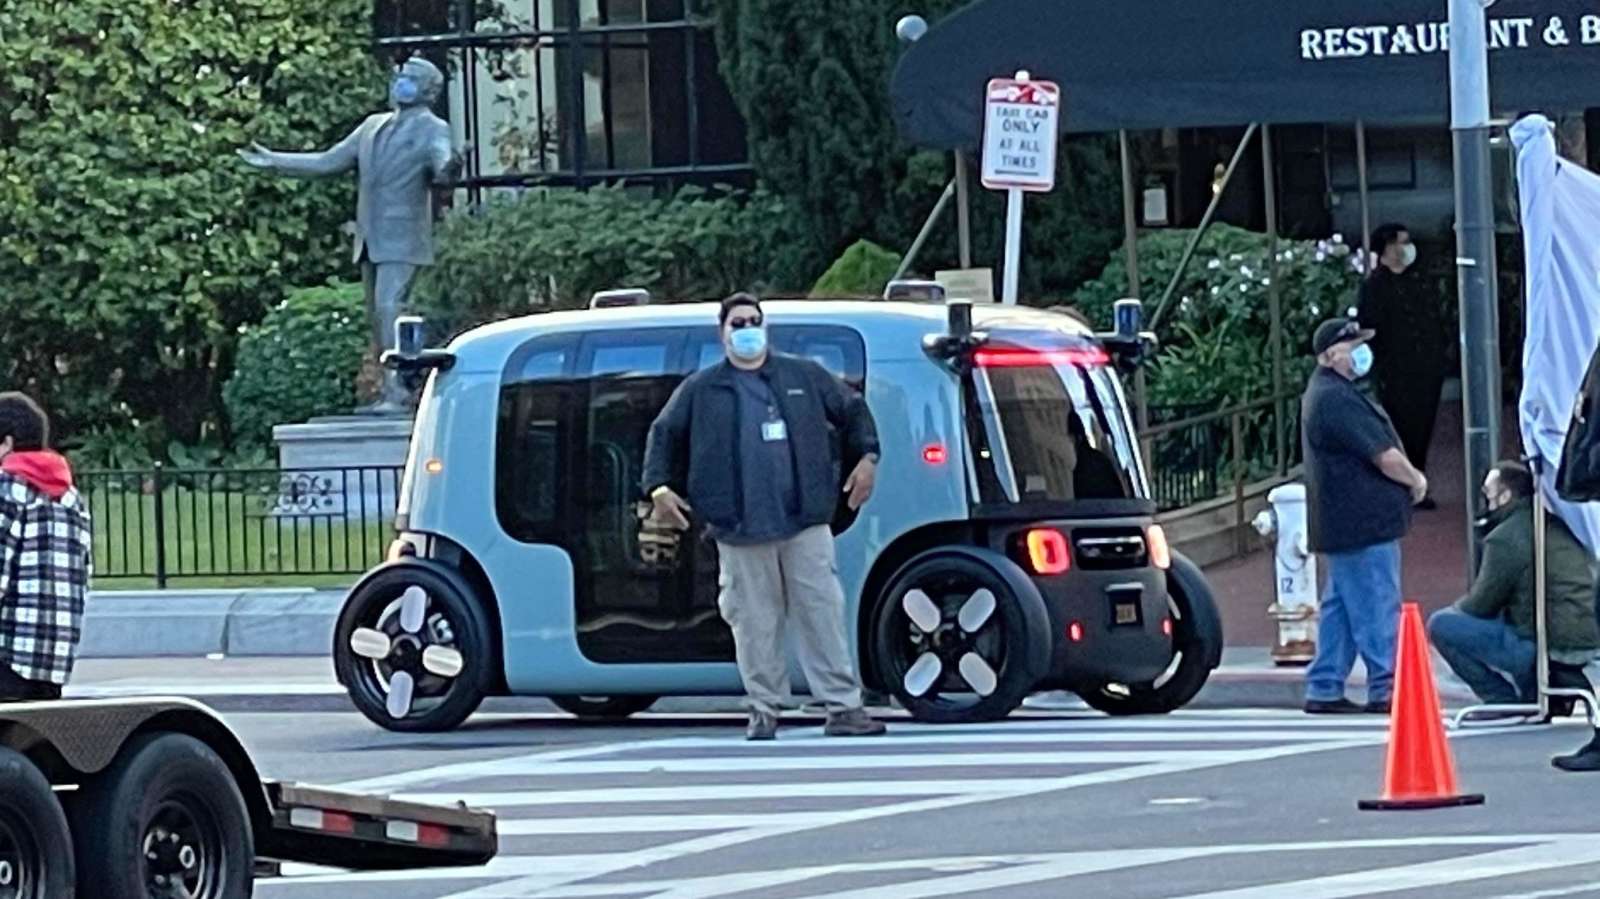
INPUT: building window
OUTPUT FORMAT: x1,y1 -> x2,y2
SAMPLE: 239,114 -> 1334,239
374,0 -> 751,197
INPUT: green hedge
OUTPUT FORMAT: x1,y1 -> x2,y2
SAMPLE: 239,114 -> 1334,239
811,240 -> 900,297
414,186 -> 804,335
223,283 -> 367,446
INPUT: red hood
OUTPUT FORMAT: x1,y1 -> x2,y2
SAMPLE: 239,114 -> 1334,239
2,451 -> 74,499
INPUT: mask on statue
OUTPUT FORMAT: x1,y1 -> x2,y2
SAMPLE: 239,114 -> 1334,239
1350,343 -> 1374,378
390,76 -> 420,107
728,325 -> 768,361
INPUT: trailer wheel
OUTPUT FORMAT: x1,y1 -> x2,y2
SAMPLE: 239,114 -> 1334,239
70,733 -> 253,899
550,696 -> 658,719
1078,552 -> 1224,716
0,747 -> 73,899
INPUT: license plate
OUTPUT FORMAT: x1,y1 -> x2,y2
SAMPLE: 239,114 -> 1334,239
1114,602 -> 1140,625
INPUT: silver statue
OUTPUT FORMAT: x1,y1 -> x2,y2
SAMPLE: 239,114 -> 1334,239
239,57 -> 461,415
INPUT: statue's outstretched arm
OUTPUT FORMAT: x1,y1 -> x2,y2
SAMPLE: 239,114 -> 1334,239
239,122 -> 362,178
428,123 -> 463,186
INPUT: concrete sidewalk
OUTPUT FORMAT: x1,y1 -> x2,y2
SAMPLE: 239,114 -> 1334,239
63,648 -> 1480,713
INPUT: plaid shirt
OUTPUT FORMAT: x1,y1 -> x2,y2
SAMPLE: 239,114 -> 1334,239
0,473 -> 92,685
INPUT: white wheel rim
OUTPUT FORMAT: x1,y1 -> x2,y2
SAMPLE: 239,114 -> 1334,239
422,645 -> 466,679
399,586 -> 428,634
387,671 -> 416,719
958,652 -> 1000,696
903,589 -> 942,633
903,652 -> 944,697
957,589 -> 997,634
350,628 -> 391,661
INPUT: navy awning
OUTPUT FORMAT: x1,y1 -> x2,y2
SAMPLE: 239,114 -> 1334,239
891,0 -> 1600,149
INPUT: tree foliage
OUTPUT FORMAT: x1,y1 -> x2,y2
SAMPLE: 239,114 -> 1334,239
0,0 -> 381,445
711,0 -> 1125,295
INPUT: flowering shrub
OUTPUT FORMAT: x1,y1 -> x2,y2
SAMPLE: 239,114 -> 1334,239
1073,224 -> 1365,410
223,283 -> 367,446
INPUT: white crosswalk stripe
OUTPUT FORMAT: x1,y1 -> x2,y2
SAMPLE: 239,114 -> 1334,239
257,709 -> 1406,898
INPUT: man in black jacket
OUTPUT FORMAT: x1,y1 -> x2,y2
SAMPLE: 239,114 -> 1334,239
642,293 -> 886,740
1357,223 -> 1447,509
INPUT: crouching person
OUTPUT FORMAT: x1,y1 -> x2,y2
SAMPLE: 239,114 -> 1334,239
1427,462 -> 1599,714
0,393 -> 93,702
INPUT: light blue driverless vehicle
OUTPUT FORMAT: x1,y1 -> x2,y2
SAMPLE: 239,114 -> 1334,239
333,292 -> 1224,731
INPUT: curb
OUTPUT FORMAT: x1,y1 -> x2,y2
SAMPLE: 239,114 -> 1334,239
80,589 -> 346,659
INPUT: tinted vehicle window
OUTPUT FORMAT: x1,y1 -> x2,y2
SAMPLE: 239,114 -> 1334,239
969,351 -> 1146,504
505,334 -> 575,382
691,325 -> 865,387
592,343 -> 670,377
496,383 -> 568,540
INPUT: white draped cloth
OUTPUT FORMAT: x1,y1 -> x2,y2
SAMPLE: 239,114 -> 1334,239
1513,114 -> 1600,554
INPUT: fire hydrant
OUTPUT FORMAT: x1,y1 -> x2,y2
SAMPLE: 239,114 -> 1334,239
1251,483 -> 1319,666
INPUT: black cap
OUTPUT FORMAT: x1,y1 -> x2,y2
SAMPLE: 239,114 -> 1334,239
1312,317 -> 1375,356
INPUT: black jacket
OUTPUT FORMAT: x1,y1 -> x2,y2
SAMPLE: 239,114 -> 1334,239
641,353 -> 880,540
1559,342 -> 1600,502
1357,267 -> 1447,386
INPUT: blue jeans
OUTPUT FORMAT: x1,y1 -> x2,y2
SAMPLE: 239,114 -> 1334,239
1426,606 -> 1535,704
1306,541 -> 1401,703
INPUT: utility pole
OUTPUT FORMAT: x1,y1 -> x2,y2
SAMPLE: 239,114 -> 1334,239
1449,0 -> 1502,574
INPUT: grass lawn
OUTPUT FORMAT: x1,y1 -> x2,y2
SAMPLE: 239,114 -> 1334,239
81,481 -> 392,591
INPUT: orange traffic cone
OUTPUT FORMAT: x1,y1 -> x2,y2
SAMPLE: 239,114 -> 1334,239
1358,602 -> 1485,811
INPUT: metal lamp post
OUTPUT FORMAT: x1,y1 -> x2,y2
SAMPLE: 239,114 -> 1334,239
1449,0 -> 1502,574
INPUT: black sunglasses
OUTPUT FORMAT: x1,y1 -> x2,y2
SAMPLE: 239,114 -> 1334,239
727,315 -> 763,329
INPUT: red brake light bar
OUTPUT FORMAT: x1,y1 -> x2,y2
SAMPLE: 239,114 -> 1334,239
973,347 -> 1110,368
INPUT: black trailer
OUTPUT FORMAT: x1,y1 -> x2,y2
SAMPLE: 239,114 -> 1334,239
0,697 -> 497,898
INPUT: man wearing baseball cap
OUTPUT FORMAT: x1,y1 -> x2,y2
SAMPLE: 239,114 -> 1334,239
1301,316 -> 1428,714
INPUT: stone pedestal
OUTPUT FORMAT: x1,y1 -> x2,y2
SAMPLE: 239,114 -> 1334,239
272,415 -> 414,521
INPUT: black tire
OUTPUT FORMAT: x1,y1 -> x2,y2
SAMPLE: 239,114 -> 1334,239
70,733 -> 252,899
334,562 -> 496,732
1078,551 -> 1225,716
871,547 -> 1052,723
549,696 -> 658,719
0,747 -> 74,899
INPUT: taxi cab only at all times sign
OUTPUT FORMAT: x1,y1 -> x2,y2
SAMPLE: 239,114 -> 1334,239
980,71 -> 1061,304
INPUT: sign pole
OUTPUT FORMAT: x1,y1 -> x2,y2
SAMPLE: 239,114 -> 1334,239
981,69 -> 1060,305
1002,187 -> 1024,304
1449,0 -> 1501,576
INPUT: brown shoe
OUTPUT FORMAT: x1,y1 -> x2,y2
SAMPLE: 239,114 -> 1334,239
746,710 -> 778,741
824,708 -> 887,737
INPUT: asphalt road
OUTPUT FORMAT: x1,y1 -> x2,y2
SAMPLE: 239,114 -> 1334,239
217,706 -> 1600,899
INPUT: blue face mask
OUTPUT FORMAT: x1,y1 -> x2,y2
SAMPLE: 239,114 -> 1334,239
391,76 -> 420,106
728,326 -> 768,361
1350,343 -> 1374,378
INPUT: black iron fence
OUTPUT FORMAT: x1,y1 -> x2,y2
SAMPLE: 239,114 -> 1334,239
81,465 -> 403,587
80,402 -> 1293,587
1141,394 -> 1301,513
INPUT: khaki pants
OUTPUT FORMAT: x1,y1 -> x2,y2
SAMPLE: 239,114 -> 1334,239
716,525 -> 864,716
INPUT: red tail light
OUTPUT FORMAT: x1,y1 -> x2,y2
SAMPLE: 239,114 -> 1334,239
1068,621 -> 1085,642
973,347 -> 1109,368
922,444 -> 948,465
1025,529 -> 1072,575
1162,617 -> 1174,637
